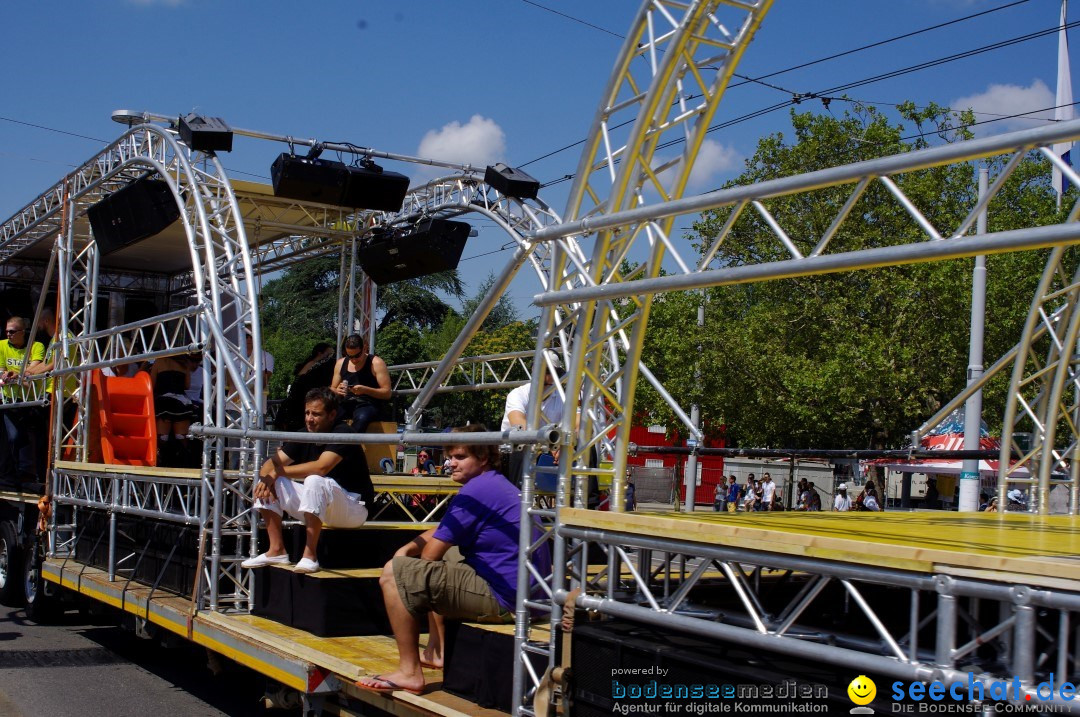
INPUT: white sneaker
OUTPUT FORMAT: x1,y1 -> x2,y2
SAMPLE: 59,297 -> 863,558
293,557 -> 320,574
241,553 -> 291,569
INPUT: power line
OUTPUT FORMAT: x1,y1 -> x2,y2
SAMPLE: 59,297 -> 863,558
518,0 -> 1040,173
730,0 -> 1032,88
541,20 -> 1079,188
0,115 -> 108,144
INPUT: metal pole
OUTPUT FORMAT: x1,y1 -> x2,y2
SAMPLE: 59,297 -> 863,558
405,244 -> 530,428
959,168 -> 989,511
682,303 -> 704,513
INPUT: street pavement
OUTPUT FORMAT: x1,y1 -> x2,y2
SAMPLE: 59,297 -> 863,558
0,601 -> 275,716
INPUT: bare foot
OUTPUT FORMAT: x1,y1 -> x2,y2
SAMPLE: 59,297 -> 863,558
420,645 -> 443,669
356,670 -> 425,695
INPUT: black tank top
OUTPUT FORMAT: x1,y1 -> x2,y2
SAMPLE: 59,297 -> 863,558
340,355 -> 384,408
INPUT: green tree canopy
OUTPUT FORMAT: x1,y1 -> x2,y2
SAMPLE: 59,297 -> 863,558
636,102 -> 1066,449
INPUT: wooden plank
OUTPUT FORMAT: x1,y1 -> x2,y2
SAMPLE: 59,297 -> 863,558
324,523 -> 438,531
54,459 -> 201,479
0,489 -> 41,503
204,612 -> 416,681
560,508 -> 1080,581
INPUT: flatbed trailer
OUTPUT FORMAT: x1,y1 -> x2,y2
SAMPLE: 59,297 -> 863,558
7,1 -> 1080,715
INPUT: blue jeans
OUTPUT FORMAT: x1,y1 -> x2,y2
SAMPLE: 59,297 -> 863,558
349,403 -> 381,434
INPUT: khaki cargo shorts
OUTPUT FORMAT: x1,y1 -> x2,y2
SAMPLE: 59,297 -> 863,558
392,547 -> 513,624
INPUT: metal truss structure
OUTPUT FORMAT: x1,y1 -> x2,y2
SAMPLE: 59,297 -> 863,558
502,1 -> 1080,715
2,1 -> 1080,714
557,516 -> 1080,710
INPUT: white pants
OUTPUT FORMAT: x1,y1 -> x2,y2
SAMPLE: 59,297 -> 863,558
254,475 -> 368,528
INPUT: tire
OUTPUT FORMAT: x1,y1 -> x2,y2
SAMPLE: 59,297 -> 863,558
23,535 -> 60,622
0,520 -> 24,607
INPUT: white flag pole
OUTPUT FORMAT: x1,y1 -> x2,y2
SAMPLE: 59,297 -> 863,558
1054,0 -> 1075,208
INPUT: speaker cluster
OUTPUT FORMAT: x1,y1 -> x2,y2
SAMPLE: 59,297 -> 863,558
358,219 -> 471,285
270,154 -> 410,212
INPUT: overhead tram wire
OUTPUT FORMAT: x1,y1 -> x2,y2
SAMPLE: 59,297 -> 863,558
528,21 -> 1080,189
516,0 -> 1040,173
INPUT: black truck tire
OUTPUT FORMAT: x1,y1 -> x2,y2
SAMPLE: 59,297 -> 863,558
0,520 -> 24,607
23,535 -> 60,622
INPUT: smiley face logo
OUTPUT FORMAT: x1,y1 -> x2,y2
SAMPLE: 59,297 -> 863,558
847,675 -> 876,706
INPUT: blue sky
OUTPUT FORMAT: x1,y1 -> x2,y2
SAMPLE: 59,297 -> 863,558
0,0 -> 1072,319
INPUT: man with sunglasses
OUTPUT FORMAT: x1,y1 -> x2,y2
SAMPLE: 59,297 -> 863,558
0,317 -> 45,484
331,334 -> 391,434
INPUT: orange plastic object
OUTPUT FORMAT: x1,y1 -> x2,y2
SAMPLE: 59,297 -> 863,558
89,369 -> 158,466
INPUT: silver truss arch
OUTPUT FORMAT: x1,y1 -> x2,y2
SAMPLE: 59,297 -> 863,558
24,122 -> 266,611
514,2 -> 775,713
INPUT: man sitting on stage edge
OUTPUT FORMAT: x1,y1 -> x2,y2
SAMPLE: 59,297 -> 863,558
242,387 -> 374,574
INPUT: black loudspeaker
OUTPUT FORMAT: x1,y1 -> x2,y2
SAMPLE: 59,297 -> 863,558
358,218 -> 470,284
87,177 -> 181,255
270,153 -> 410,211
341,162 -> 411,212
485,163 -> 540,200
178,113 -> 233,153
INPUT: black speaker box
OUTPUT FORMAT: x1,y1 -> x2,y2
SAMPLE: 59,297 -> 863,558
358,218 -> 470,285
87,178 -> 181,255
341,163 -> 410,212
252,567 -> 391,637
269,524 -> 416,570
178,113 -> 233,153
485,163 -> 540,200
271,154 -> 350,205
270,154 -> 410,211
443,622 -> 546,712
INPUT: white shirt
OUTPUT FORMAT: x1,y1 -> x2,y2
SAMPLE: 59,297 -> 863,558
761,479 -> 776,504
834,494 -> 852,511
501,383 -> 564,431
186,362 -> 204,402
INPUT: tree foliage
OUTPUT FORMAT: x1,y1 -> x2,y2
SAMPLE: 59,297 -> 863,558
636,102 -> 1064,449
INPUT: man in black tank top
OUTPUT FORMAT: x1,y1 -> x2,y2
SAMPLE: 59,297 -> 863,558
331,334 -> 392,433
242,387 -> 373,574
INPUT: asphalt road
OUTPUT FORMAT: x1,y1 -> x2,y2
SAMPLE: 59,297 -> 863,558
0,600 -> 281,716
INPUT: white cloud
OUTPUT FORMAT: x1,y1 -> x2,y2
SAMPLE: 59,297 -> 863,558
653,139 -> 740,196
950,80 -> 1055,134
416,115 -> 506,171
686,139 -> 741,189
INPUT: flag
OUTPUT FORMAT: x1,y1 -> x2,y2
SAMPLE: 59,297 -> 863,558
1053,0 -> 1075,201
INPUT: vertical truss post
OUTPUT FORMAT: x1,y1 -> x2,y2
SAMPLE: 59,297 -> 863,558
1013,603 -> 1036,683
935,593 -> 957,668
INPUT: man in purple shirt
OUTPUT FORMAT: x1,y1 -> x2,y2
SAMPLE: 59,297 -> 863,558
357,425 -> 551,696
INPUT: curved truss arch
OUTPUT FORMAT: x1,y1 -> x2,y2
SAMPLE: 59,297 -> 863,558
44,123 -> 264,611
373,175 -> 698,439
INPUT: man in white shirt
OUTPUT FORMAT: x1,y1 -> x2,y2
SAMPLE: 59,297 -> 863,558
833,483 -> 852,512
760,472 -> 777,511
501,350 -> 564,487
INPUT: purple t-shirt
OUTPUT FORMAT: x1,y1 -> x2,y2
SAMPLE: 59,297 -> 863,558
433,470 -> 552,611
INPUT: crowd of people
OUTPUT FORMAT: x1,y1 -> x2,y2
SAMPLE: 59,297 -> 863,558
712,473 -> 885,512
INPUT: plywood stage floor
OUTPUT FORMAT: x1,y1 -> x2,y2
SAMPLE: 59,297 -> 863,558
561,507 -> 1080,588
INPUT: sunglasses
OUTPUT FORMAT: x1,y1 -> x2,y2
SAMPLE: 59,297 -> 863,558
345,350 -> 364,358
5,329 -> 22,335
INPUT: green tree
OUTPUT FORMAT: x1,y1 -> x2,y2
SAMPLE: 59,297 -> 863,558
636,102 -> 1063,449
377,270 -> 465,330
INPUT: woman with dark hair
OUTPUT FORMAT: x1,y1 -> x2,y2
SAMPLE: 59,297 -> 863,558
356,425 -> 551,696
331,334 -> 391,433
278,342 -> 336,431
294,342 -> 334,378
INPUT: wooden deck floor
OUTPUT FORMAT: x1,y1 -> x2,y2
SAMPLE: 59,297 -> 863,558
561,507 -> 1080,585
